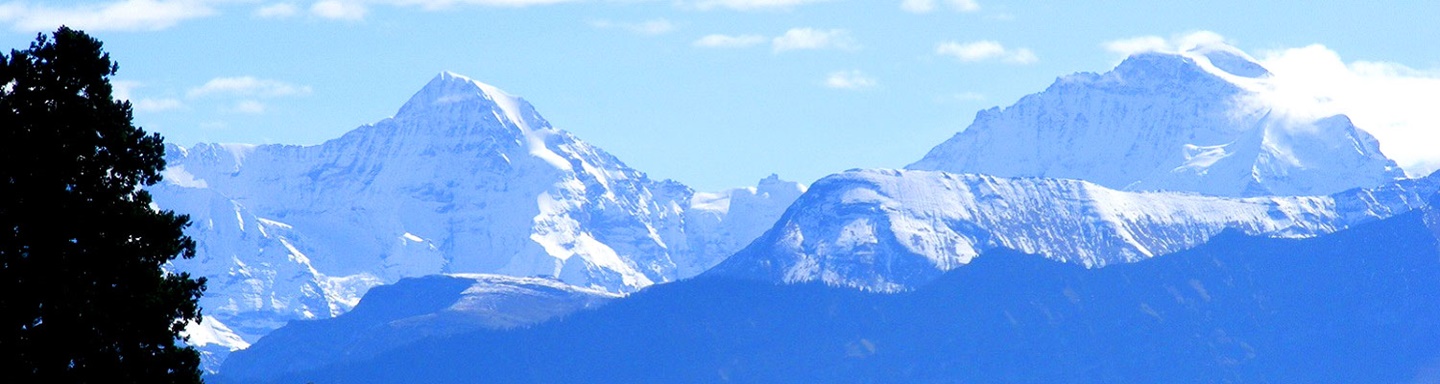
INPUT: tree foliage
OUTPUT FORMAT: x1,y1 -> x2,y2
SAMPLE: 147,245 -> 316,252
0,27 -> 205,383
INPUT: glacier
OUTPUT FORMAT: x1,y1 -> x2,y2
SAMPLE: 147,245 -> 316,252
152,72 -> 801,368
708,169 -> 1440,292
908,43 -> 1406,197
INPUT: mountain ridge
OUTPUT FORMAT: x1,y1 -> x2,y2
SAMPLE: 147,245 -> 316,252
909,46 -> 1405,197
707,169 -> 1440,292
218,202 -> 1440,383
153,72 -> 802,369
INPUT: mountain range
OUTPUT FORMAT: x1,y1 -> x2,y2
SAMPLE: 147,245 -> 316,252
707,169 -> 1437,292
219,195 -> 1440,383
150,43 -> 1437,376
150,72 -> 803,368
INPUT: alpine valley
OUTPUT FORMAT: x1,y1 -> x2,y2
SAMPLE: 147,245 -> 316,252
155,43 -> 1440,381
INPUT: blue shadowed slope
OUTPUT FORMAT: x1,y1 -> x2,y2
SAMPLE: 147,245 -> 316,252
222,202 -> 1440,383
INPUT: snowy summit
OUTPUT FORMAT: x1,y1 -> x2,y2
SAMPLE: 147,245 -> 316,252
909,43 -> 1405,197
150,72 -> 801,370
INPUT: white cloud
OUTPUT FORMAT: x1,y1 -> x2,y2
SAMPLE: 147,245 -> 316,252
590,18 -> 675,36
383,0 -> 580,10
310,0 -> 366,20
255,3 -> 300,18
112,80 -> 184,113
772,28 -> 858,53
111,80 -> 141,101
188,76 -> 312,98
1102,36 -> 1169,56
231,100 -> 267,114
824,70 -> 876,90
949,0 -> 979,12
1102,31 -> 1440,177
304,0 -> 582,20
694,28 -> 859,53
935,40 -> 1035,64
900,0 -> 978,13
693,33 -> 766,48
1247,45 -> 1440,177
690,0 -> 825,11
134,98 -> 185,112
900,0 -> 932,13
1102,30 -> 1230,56
0,0 -> 215,32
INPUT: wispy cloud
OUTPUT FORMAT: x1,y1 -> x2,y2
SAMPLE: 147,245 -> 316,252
230,100 -> 267,114
394,0 -> 581,9
1248,45 -> 1440,177
694,28 -> 858,53
689,0 -> 826,11
310,0 -> 366,20
303,0 -> 582,21
590,18 -> 675,36
935,40 -> 1036,64
135,98 -> 185,112
188,76 -> 312,98
900,0 -> 978,14
254,3 -> 300,19
0,0 -> 215,32
1102,31 -> 1228,56
772,28 -> 858,53
182,76 -> 310,116
112,80 -> 141,101
693,33 -> 767,48
1102,31 -> 1440,177
824,70 -> 876,90
112,80 -> 185,113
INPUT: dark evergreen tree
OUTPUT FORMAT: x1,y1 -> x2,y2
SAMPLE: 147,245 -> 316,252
0,27 -> 206,383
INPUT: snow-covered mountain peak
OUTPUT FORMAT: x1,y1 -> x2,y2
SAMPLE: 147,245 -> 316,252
1098,51 -> 1240,92
909,47 -> 1404,197
1183,43 -> 1271,78
709,168 -> 1439,292
153,72 -> 806,371
756,173 -> 807,196
395,72 -> 544,131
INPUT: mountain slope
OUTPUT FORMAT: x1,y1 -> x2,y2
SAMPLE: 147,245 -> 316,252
682,174 -> 806,276
218,274 -> 617,377
220,196 -> 1440,384
707,169 -> 1439,292
150,72 -> 800,366
908,45 -> 1405,197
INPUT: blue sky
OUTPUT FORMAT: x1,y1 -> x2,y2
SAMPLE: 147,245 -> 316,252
2,0 -> 1438,191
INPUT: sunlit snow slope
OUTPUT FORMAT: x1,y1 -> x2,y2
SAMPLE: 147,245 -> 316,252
909,44 -> 1405,197
709,169 -> 1439,292
150,72 -> 801,365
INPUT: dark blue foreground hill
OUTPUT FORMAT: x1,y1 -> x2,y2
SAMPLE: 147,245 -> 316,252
222,206 -> 1440,383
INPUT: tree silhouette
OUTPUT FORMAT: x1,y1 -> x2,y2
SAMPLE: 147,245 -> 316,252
1,27 -> 206,383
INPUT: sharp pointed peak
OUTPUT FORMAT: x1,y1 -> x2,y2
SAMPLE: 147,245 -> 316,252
396,71 -> 533,120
